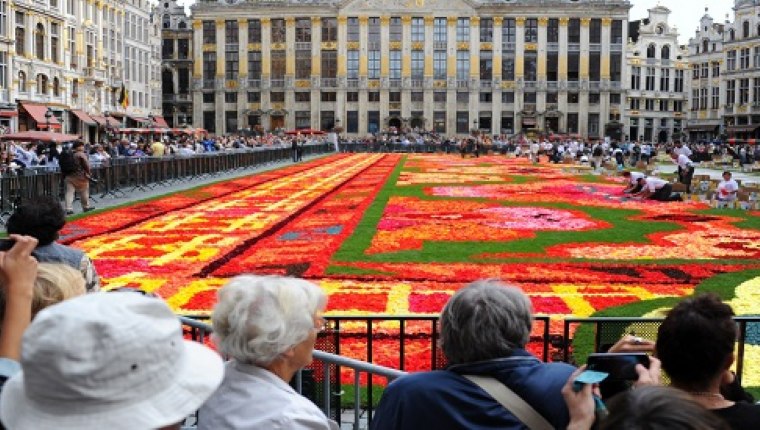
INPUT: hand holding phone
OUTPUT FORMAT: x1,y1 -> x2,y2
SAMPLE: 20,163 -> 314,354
587,353 -> 651,381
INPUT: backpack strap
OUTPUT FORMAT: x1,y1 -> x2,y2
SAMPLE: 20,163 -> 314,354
462,375 -> 553,430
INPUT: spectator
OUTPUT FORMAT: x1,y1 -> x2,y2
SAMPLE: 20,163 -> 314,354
198,275 -> 338,430
62,141 -> 94,214
0,291 -> 224,429
6,196 -> 100,292
370,280 -> 576,430
656,294 -> 760,429
0,262 -> 85,322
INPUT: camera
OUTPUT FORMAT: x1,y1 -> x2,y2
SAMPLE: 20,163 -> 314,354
587,353 -> 650,381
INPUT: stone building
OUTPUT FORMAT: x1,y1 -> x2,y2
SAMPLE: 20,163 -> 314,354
0,0 -> 162,141
624,6 -> 688,143
157,0 -> 193,127
189,0 -> 630,138
685,9 -> 725,142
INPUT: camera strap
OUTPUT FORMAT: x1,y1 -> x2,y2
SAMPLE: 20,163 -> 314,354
462,374 -> 553,430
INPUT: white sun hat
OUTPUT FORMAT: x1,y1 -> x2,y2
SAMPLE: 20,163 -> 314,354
0,292 -> 224,430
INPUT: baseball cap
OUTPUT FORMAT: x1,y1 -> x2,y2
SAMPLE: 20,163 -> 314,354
0,292 -> 224,429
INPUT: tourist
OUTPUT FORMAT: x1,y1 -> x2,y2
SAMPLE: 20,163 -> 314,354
0,235 -> 38,372
716,171 -> 739,203
655,294 -> 760,429
61,141 -> 94,214
5,196 -> 100,291
198,275 -> 338,430
0,291 -> 224,429
621,171 -> 645,194
671,150 -> 695,193
0,262 -> 85,322
370,280 -> 576,430
632,176 -> 682,202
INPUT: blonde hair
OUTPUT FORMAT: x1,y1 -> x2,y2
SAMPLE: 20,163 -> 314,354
0,263 -> 86,321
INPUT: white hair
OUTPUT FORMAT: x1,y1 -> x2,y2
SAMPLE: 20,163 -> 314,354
211,275 -> 327,366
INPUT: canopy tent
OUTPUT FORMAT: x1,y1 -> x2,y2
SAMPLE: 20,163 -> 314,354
0,131 -> 81,143
19,102 -> 62,130
284,128 -> 325,136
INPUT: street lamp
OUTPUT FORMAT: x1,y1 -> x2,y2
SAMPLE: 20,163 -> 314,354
44,107 -> 53,131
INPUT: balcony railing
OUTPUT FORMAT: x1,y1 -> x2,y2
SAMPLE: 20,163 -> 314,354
389,79 -> 401,88
568,43 -> 580,51
456,79 -> 468,88
411,79 -> 424,88
270,79 -> 285,88
247,79 -> 260,88
347,79 -> 359,88
295,42 -> 311,51
433,41 -> 446,49
480,80 -> 492,89
321,78 -> 337,88
203,79 -> 215,89
502,42 -> 515,51
547,43 -> 559,51
589,43 -> 601,52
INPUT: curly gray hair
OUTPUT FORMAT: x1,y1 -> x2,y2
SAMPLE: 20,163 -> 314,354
440,279 -> 533,365
211,275 -> 327,366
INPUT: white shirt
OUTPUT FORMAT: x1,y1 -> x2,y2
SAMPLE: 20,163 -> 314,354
643,177 -> 669,192
717,179 -> 739,200
198,361 -> 339,430
676,154 -> 694,170
628,172 -> 645,185
674,145 -> 692,157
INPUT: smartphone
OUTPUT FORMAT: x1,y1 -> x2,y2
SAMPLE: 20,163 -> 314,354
0,238 -> 14,252
587,353 -> 650,381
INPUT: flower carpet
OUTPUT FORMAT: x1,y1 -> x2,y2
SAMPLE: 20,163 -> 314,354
61,154 -> 760,387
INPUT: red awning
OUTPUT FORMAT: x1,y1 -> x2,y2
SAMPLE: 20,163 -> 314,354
0,110 -> 18,118
152,116 -> 169,128
71,110 -> 96,126
19,102 -> 61,130
0,131 -> 81,143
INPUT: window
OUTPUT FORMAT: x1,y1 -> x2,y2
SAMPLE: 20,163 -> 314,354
321,92 -> 336,102
202,21 -> 215,44
727,50 -> 736,71
271,92 -> 285,102
202,92 -> 214,103
480,18 -> 492,42
631,67 -> 641,90
295,111 -> 310,129
390,17 -> 402,42
567,113 -> 578,133
411,92 -> 423,102
456,111 -> 469,133
36,74 -> 48,95
271,19 -> 285,43
658,99 -> 667,111
411,17 -> 424,42
502,91 -> 514,103
202,52 -> 215,82
502,57 -> 514,80
743,20 -> 750,39
247,91 -> 260,103
661,45 -> 670,60
347,111 -> 358,133
712,62 -> 720,78
568,92 -> 579,104
645,67 -> 655,91
588,113 -> 599,137
547,18 -> 559,43
755,47 -> 760,68
589,52 -> 600,81
674,70 -> 684,93
645,99 -> 654,111
611,53 -> 622,82
295,18 -> 311,43
321,50 -> 337,79
434,51 -> 446,79
479,92 -> 492,103
271,51 -> 286,80
754,78 -> 760,103
15,12 -> 24,56
296,48 -> 310,79
368,92 -> 380,102
502,18 -> 515,44
225,20 -> 238,45
434,18 -> 446,43
524,18 -> 537,43
368,50 -> 380,79
390,50 -> 401,79
347,17 -> 359,42
456,51 -> 469,80
50,23 -> 59,63
568,52 -> 579,81
368,17 -> 380,43
589,19 -> 601,44
248,19 -> 261,43
700,88 -> 708,110
630,98 -> 640,110
611,20 -> 623,44
322,18 -> 337,42
456,18 -> 469,43
0,52 -> 6,89
740,78 -> 749,104
248,51 -> 261,79
368,111 -> 380,134
727,80 -> 735,106
740,48 -> 750,69
434,111 -> 446,133
480,51 -> 492,81
646,44 -> 656,58
701,62 -> 708,78
568,19 -> 580,44
524,52 -> 536,81
433,91 -> 446,102
0,0 -> 7,38
52,77 -> 59,96
712,87 -> 720,109
456,91 -> 468,103
347,50 -> 359,78
226,52 -> 239,80
547,52 -> 558,81
224,92 -> 237,103
389,91 -> 401,102
411,50 -> 424,79
660,69 -> 670,92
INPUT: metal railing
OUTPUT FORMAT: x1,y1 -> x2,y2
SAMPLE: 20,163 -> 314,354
0,144 -> 333,219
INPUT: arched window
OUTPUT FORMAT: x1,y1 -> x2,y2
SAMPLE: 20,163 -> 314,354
37,74 -> 48,95
744,21 -> 750,38
661,45 -> 670,60
646,44 -> 656,58
702,39 -> 709,53
18,71 -> 26,92
52,77 -> 60,96
35,23 -> 45,61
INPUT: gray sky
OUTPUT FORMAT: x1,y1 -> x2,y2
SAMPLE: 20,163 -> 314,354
177,0 -> 735,45
630,0 -> 735,45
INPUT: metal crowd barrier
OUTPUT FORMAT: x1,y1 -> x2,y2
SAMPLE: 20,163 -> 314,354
0,144 -> 333,221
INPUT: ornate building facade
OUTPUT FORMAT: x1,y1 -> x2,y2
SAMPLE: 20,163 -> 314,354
157,0 -> 193,127
624,6 -> 688,143
189,0 -> 630,138
0,0 -> 161,140
685,9 -> 725,142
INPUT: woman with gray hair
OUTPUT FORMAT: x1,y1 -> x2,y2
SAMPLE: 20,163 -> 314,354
198,275 -> 338,430
371,279 -> 576,430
